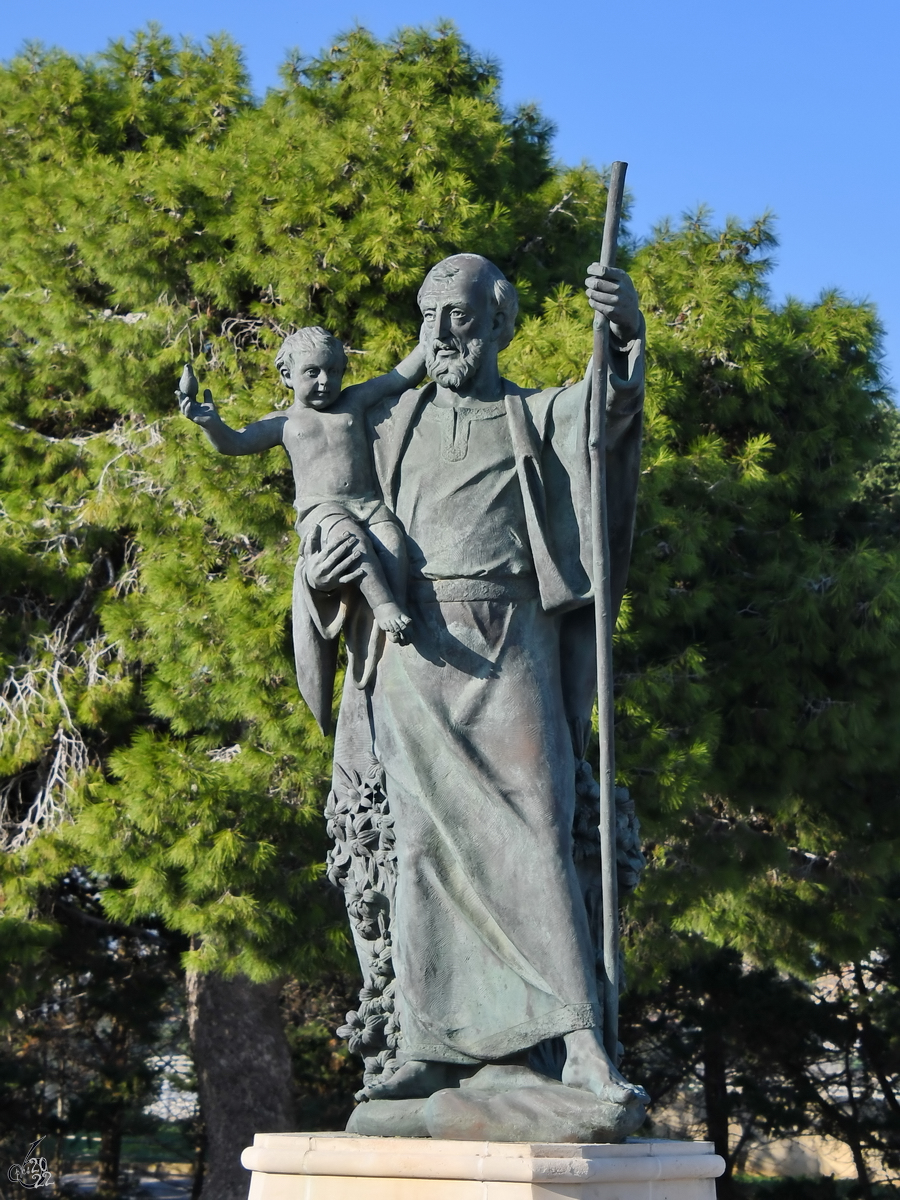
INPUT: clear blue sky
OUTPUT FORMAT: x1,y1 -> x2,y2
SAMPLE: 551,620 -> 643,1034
4,0 -> 898,389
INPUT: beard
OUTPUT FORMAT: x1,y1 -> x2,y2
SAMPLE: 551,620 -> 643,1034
425,337 -> 485,390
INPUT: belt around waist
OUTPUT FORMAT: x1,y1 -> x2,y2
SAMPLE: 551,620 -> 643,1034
409,577 -> 538,603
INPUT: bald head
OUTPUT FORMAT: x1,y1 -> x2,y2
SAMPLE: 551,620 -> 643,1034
418,255 -> 519,351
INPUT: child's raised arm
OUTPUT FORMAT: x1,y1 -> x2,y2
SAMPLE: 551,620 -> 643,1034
342,343 -> 426,409
177,364 -> 285,456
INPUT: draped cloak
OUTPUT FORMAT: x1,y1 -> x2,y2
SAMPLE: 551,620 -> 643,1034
293,321 -> 645,1064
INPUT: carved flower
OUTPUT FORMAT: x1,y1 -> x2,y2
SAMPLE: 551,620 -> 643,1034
361,1011 -> 387,1047
371,943 -> 394,979
362,1049 -> 398,1087
333,763 -> 383,816
325,841 -> 352,887
385,1011 -> 401,1049
337,1009 -> 366,1054
327,780 -> 355,817
347,887 -> 388,940
363,759 -> 386,791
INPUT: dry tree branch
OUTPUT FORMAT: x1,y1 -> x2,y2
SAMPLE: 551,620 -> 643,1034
0,559 -> 125,849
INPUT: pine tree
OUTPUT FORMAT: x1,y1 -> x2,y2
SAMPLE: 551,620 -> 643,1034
504,211 -> 899,969
623,216 -> 900,977
0,22 -> 617,1195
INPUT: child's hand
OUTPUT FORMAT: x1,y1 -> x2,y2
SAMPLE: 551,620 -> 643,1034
178,387 -> 219,426
176,365 -> 218,425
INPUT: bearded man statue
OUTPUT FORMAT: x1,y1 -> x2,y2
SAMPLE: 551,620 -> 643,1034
293,252 -> 648,1141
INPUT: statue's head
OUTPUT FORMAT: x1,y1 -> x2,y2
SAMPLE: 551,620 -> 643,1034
417,254 -> 518,390
275,326 -> 347,409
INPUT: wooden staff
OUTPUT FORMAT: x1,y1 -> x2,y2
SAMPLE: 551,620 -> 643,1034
589,160 -> 628,1061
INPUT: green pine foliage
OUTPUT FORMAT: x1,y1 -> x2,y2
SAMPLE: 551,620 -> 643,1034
0,23 -> 615,982
625,216 -> 900,979
505,212 -> 900,980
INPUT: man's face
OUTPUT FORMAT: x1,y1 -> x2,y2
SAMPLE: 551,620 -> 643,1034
418,265 -> 498,390
280,347 -> 345,409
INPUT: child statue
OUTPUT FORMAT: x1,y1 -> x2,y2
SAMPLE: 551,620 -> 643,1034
176,326 -> 425,641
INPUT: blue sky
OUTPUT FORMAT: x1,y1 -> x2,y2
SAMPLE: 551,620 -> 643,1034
4,0 -> 898,388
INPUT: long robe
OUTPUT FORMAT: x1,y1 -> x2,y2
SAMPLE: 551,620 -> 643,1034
295,323 -> 645,1064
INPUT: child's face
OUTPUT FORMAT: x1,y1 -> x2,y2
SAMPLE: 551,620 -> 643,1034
280,347 -> 344,409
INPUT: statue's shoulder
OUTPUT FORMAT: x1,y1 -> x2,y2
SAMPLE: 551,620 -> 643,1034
368,383 -> 431,437
504,380 -> 571,439
505,379 -> 569,405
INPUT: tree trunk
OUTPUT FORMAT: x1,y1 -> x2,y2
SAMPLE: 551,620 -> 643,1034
702,1026 -> 733,1196
842,1047 -> 875,1200
190,1123 -> 206,1200
96,1118 -> 122,1200
187,970 -> 295,1200
96,1019 -> 127,1200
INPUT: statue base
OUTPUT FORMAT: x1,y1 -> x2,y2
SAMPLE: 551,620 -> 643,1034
346,1065 -> 646,1143
241,1133 -> 725,1199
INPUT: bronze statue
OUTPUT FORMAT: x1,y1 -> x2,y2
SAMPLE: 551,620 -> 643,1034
181,240 -> 649,1142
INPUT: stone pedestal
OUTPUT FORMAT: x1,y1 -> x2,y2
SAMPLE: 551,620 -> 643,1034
241,1133 -> 725,1199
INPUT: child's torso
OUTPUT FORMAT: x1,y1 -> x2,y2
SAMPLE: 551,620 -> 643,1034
282,401 -> 378,502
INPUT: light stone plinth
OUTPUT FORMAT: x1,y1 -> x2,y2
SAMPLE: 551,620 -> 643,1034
241,1133 -> 725,1200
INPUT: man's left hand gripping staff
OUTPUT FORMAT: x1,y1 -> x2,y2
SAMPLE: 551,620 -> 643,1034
584,265 -> 640,342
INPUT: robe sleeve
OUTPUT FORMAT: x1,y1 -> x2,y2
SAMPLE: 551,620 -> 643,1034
604,313 -> 646,616
606,314 -> 646,455
541,312 -> 645,618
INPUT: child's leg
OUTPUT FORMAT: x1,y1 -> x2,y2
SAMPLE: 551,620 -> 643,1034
367,518 -> 411,643
322,516 -> 410,640
367,518 -> 409,611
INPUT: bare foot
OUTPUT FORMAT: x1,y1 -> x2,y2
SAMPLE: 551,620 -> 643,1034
372,603 -> 412,642
561,1028 -> 649,1105
364,1059 -> 460,1100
